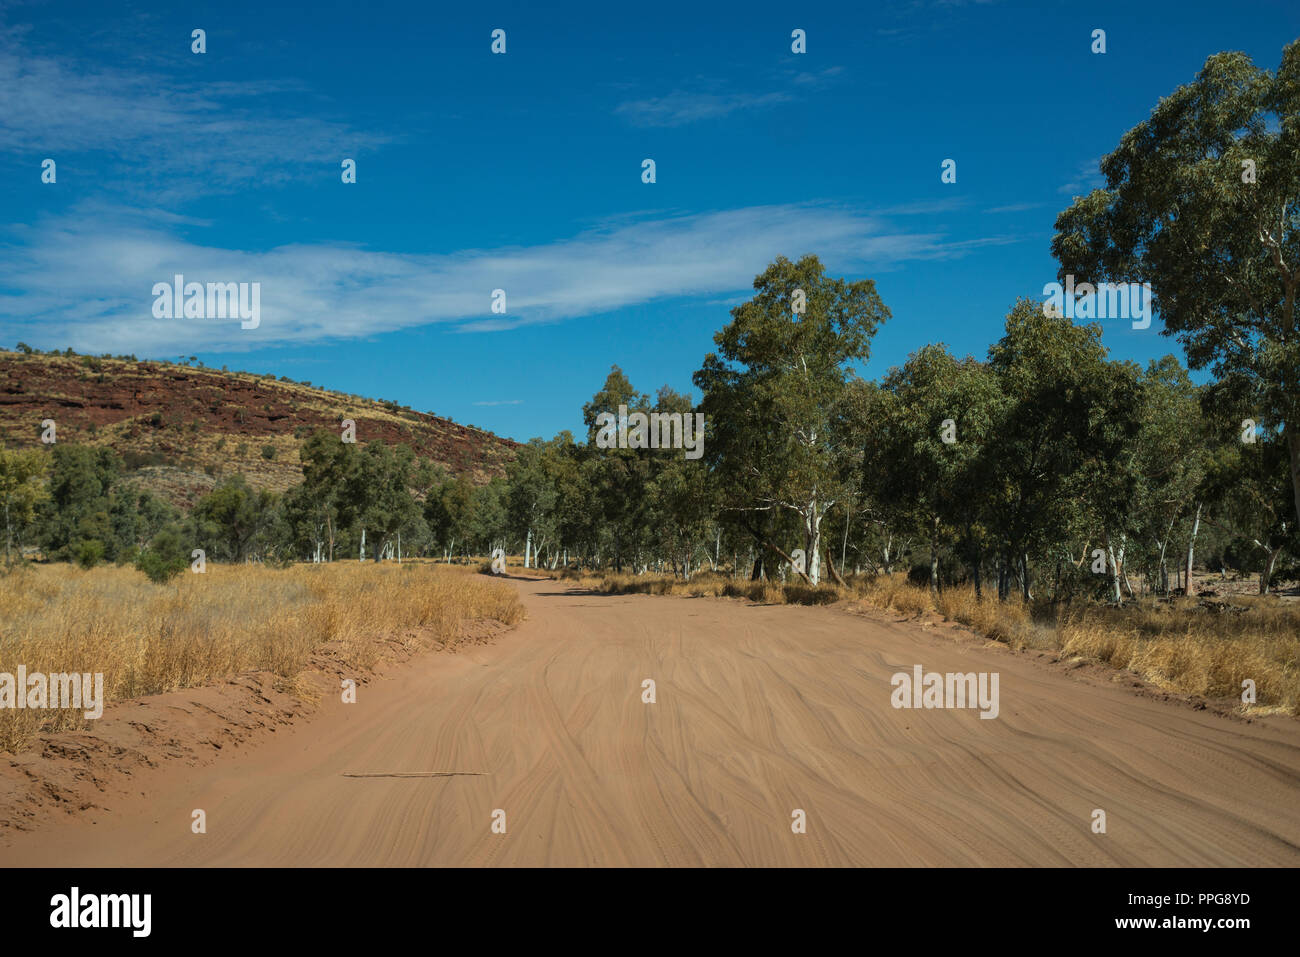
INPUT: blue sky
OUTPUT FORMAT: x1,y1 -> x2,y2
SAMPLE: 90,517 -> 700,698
2,0 -> 1298,442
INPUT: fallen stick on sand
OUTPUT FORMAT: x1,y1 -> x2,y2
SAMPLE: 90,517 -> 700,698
341,771 -> 489,778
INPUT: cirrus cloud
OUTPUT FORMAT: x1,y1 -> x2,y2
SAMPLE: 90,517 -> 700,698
0,201 -> 1017,354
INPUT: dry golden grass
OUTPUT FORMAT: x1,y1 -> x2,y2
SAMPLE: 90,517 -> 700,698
557,568 -> 841,605
552,567 -> 1300,716
1055,599 -> 1300,715
0,560 -> 524,752
860,577 -> 1299,714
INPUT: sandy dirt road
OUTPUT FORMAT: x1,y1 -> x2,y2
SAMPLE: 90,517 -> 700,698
5,577 -> 1300,866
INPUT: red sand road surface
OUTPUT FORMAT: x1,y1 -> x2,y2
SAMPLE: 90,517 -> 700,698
4,577 -> 1300,866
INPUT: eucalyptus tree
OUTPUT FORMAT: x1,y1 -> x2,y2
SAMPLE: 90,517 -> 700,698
1125,358 -> 1211,594
0,446 -> 48,566
469,477 -> 510,559
582,367 -> 653,572
695,255 -> 890,585
984,299 -> 1141,600
507,437 -> 561,568
1200,375 -> 1298,594
191,475 -> 279,563
867,344 -> 1004,591
643,386 -> 715,578
285,429 -> 350,561
1063,358 -> 1146,603
1053,40 -> 1300,527
356,441 -> 420,561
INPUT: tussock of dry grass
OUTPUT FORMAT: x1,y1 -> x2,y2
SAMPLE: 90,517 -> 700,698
860,578 -> 1299,713
1055,600 -> 1300,714
0,561 -> 523,752
553,566 -> 1300,716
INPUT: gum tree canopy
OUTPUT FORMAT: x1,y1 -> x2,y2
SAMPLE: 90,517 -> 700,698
694,255 -> 889,586
1052,40 -> 1300,526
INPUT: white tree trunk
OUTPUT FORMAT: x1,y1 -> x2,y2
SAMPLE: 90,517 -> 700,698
1262,546 -> 1282,595
805,502 -> 824,586
1106,542 -> 1121,604
1185,503 -> 1202,595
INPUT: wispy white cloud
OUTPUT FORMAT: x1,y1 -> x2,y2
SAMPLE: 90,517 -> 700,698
0,202 -> 1016,354
614,63 -> 847,128
615,89 -> 795,127
1058,157 -> 1106,195
788,66 -> 845,87
0,24 -> 390,198
473,399 -> 524,407
983,202 -> 1045,214
875,198 -> 969,216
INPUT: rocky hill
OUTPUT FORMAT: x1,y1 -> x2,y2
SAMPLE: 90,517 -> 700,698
0,350 -> 518,508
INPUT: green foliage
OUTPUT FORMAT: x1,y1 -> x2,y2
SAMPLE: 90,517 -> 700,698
860,343 -> 1003,590
38,445 -> 120,561
134,525 -> 191,583
695,254 -> 890,583
0,445 -> 49,566
16,179 -> 1300,597
192,475 -> 279,562
75,538 -> 105,568
1052,39 -> 1300,527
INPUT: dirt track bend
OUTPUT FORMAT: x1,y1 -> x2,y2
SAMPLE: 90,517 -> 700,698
5,577 -> 1300,866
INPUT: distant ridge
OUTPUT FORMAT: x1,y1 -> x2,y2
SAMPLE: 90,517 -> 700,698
0,349 -> 518,508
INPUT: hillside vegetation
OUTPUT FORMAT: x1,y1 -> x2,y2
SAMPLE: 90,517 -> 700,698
0,349 -> 517,508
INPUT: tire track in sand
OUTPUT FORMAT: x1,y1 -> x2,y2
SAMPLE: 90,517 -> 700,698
4,577 -> 1300,866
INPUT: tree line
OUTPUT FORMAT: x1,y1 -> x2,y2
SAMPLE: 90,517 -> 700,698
1,42 -> 1295,598
0,253 -> 1294,599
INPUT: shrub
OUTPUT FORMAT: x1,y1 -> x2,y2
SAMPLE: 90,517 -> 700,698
134,526 -> 190,583
75,539 -> 106,568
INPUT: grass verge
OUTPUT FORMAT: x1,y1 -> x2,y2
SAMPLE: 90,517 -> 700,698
0,561 -> 524,752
